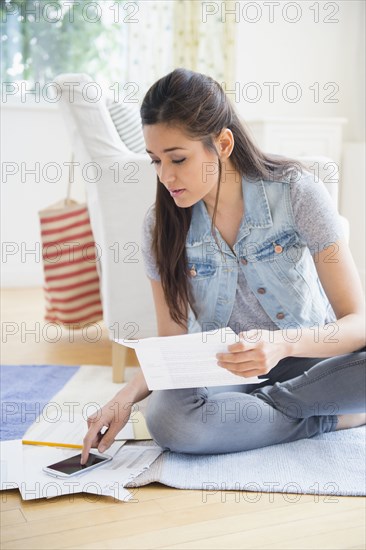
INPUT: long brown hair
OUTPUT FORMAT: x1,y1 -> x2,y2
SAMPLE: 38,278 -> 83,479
140,68 -> 307,329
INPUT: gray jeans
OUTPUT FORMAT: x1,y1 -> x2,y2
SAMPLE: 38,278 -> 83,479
145,346 -> 366,454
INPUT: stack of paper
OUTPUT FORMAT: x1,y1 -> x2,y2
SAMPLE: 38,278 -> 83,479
22,410 -> 151,449
116,326 -> 267,390
0,439 -> 163,502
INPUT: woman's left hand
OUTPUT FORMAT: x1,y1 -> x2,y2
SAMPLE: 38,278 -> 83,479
216,329 -> 291,378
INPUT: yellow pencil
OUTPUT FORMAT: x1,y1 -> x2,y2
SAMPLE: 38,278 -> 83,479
22,440 -> 83,450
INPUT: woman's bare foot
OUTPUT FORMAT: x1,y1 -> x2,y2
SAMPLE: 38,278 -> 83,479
335,413 -> 366,431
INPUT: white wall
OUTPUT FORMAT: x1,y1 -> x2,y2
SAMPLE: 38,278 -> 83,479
1,0 -> 365,288
234,0 -> 365,142
341,142 -> 366,286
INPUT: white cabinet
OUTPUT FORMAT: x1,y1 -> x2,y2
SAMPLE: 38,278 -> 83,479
244,117 -> 347,167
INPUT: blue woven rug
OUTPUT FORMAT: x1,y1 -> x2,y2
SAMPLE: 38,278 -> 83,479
0,365 -> 79,440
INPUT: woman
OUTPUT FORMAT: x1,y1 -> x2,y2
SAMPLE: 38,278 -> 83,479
81,68 -> 365,464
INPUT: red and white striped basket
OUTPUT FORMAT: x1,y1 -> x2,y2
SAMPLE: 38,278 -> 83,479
38,198 -> 103,327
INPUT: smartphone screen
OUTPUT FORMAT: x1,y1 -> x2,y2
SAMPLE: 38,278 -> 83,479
46,453 -> 109,475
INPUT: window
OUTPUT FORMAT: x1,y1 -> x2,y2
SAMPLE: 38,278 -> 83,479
1,0 -> 175,100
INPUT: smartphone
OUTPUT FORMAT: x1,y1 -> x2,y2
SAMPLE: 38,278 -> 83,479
43,451 -> 112,478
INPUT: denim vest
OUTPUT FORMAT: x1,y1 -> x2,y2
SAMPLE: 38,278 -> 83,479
185,174 -> 336,334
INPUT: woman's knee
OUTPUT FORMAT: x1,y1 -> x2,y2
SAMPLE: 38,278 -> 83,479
145,390 -> 174,448
145,388 -> 207,453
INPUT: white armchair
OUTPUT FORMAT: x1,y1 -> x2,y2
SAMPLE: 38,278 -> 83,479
55,73 -> 349,382
55,73 -> 157,382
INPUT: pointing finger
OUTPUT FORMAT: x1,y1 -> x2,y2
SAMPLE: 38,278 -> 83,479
81,422 -> 107,464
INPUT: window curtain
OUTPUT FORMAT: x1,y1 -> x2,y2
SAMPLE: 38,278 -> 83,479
125,0 -> 236,101
1,0 -> 236,99
172,0 -> 236,85
120,1 -> 174,102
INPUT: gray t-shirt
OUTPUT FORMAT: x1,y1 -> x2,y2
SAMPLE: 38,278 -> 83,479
140,174 -> 345,332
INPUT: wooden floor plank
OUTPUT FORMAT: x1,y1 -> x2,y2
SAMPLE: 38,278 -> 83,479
250,524 -> 366,550
163,520 -> 365,550
158,521 -> 365,550
1,288 -> 127,367
2,497 -> 362,549
0,509 -> 27,526
19,493 -> 156,522
1,499 -> 165,543
0,491 -> 23,511
66,505 -> 363,550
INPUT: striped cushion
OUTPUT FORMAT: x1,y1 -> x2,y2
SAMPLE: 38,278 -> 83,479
106,100 -> 146,154
39,200 -> 103,326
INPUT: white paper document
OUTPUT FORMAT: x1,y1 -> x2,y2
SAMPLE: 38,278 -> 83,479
23,411 -> 135,446
115,327 -> 268,390
0,439 -> 163,502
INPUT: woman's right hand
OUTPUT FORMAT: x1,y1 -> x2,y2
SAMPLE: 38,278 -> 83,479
81,392 -> 133,464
